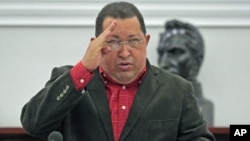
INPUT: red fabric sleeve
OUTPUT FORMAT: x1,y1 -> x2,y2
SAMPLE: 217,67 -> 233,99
70,61 -> 94,91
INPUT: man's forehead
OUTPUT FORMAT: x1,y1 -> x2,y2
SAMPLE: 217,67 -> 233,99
103,16 -> 138,24
103,17 -> 143,38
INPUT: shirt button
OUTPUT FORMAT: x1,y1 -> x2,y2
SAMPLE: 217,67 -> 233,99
80,79 -> 84,84
122,85 -> 126,89
121,105 -> 126,110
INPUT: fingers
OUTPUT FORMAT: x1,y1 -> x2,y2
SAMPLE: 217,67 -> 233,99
105,21 -> 116,34
98,21 -> 116,41
81,21 -> 116,71
89,21 -> 116,48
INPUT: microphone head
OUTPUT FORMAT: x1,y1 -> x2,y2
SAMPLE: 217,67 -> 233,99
48,131 -> 63,141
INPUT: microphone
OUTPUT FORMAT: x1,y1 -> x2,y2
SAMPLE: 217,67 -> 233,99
48,131 -> 63,141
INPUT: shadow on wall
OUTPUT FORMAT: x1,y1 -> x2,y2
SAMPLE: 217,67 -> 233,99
156,19 -> 214,126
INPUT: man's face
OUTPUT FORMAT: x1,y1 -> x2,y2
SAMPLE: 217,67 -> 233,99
100,16 -> 150,84
158,34 -> 196,79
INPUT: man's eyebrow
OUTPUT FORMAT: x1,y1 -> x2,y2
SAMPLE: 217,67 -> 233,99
108,34 -> 139,39
128,35 -> 137,38
109,35 -> 119,38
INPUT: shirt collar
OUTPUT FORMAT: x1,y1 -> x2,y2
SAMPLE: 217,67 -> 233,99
99,66 -> 146,88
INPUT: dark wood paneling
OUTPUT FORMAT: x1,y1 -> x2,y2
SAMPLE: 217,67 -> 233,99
0,127 -> 229,141
209,127 -> 230,141
0,128 -> 44,141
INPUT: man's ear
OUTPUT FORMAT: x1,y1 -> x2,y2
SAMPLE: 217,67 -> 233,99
145,34 -> 151,46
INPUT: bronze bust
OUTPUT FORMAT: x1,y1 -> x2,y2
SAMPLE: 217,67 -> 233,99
157,19 -> 214,126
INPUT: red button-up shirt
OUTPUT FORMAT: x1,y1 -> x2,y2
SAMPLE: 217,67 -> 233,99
70,62 -> 146,141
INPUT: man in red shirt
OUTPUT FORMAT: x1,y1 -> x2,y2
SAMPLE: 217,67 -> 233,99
21,1 -> 215,141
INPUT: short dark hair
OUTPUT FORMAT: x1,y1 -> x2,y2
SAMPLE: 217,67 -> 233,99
95,1 -> 146,37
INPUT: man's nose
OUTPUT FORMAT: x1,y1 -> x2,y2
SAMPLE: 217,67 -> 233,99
118,43 -> 131,58
159,53 -> 171,68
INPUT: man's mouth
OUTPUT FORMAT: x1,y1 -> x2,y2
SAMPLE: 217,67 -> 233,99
118,62 -> 132,71
162,66 -> 179,75
168,68 -> 179,74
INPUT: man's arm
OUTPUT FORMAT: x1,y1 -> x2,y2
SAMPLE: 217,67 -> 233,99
177,82 -> 215,141
20,21 -> 116,139
20,66 -> 84,139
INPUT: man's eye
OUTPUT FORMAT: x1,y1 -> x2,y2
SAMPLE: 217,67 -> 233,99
129,39 -> 139,42
128,39 -> 140,45
169,48 -> 185,55
157,47 -> 164,56
106,40 -> 119,44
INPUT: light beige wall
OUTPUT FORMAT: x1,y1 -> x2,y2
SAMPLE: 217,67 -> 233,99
1,26 -> 250,127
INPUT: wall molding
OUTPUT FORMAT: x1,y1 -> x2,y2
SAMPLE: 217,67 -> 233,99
0,1 -> 250,27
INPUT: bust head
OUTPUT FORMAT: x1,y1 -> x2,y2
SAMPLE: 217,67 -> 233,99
157,19 -> 204,81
